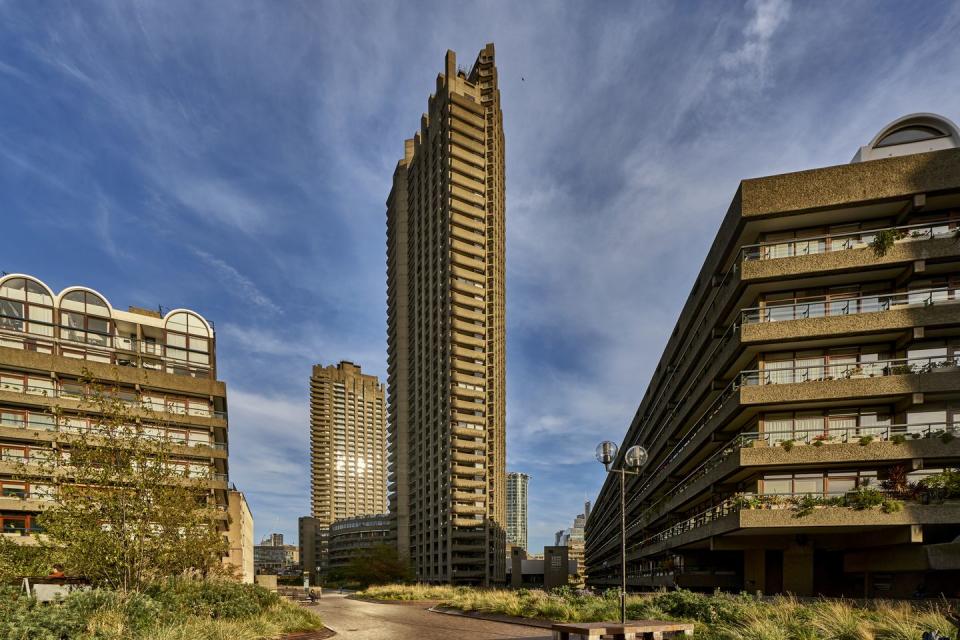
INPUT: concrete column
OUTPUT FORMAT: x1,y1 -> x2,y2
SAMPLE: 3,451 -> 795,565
743,549 -> 765,593
783,545 -> 814,596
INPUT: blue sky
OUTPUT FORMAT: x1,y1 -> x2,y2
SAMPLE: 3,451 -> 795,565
2,1 -> 959,552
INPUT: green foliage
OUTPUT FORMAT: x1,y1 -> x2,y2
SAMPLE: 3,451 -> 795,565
880,498 -> 903,514
890,434 -> 906,445
858,435 -> 874,446
14,376 -> 228,591
0,580 -> 318,640
780,440 -> 795,452
870,229 -> 905,257
845,487 -> 885,510
145,577 -> 279,620
358,585 -> 955,639
920,469 -> 960,498
0,539 -> 53,584
344,544 -> 413,588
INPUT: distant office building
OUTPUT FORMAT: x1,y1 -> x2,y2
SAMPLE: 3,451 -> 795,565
586,113 -> 960,597
555,501 -> 590,585
387,43 -> 507,586
298,516 -> 323,584
225,490 -> 254,584
506,472 -> 529,552
0,274 -> 235,571
254,532 -> 299,576
328,514 -> 391,572
301,361 -> 387,583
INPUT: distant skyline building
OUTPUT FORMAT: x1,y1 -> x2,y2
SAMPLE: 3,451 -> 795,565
555,500 -> 590,583
506,472 -> 529,551
254,532 -> 299,576
301,361 -> 387,582
387,44 -> 507,585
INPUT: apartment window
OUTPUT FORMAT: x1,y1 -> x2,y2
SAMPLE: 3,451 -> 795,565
0,277 -> 54,337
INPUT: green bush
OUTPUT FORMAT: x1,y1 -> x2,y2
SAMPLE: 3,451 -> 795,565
145,578 -> 279,620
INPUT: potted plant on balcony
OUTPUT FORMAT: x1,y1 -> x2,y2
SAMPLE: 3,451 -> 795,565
870,229 -> 907,257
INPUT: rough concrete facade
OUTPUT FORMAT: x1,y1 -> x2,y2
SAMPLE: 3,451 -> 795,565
386,44 -> 507,585
0,273 -> 236,571
586,137 -> 960,597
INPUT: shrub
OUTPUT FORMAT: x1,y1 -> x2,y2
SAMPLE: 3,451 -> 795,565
940,431 -> 955,444
145,578 -> 279,620
880,498 -> 903,514
780,440 -> 795,452
890,434 -> 906,445
858,435 -> 874,446
845,487 -> 885,510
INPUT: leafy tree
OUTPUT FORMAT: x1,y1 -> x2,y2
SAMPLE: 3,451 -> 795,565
344,544 -> 412,587
15,375 -> 228,591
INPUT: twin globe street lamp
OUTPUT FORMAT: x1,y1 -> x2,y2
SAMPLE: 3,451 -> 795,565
595,440 -> 649,624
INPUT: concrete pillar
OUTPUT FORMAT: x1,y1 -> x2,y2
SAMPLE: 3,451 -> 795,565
783,545 -> 814,596
743,549 -> 765,593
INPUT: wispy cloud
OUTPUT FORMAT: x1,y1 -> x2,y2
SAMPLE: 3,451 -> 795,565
720,0 -> 791,86
190,249 -> 281,315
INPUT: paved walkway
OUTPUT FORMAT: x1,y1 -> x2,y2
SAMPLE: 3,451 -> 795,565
308,593 -> 550,640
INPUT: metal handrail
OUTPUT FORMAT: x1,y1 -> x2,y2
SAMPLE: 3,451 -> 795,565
742,287 -> 958,324
740,354 -> 959,386
741,220 -> 958,261
0,383 -> 226,419
629,421 -> 954,532
0,325 -> 212,377
591,354 -> 960,550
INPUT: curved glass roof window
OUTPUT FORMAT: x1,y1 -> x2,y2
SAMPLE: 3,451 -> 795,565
0,277 -> 55,338
875,124 -> 948,148
164,312 -> 211,375
60,290 -> 112,348
852,113 -> 959,162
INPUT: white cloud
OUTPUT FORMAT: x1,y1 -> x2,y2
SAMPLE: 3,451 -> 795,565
190,249 -> 281,315
719,0 -> 791,86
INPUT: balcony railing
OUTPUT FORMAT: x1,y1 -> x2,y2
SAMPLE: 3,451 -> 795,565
0,453 -> 228,484
632,487 -> 914,552
0,325 -> 213,379
629,421 -> 955,532
741,287 -> 959,324
741,220 -> 959,262
593,355 -> 960,549
740,354 -> 960,386
0,382 -> 227,420
0,414 -> 225,450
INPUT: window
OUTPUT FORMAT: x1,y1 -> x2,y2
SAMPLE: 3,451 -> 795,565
0,277 -> 54,337
875,125 -> 947,148
60,290 -> 112,348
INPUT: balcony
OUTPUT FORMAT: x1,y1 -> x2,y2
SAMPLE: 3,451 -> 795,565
593,355 -> 960,553
628,421 -> 960,535
739,354 -> 960,387
741,220 -> 959,262
0,381 -> 227,421
628,491 -> 960,559
0,326 -> 213,380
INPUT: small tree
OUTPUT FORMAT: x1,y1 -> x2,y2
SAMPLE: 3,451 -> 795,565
17,374 -> 227,591
344,545 -> 412,587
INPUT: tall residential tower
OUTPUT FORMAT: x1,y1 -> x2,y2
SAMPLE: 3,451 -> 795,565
506,472 -> 529,552
303,361 -> 387,581
386,44 -> 507,585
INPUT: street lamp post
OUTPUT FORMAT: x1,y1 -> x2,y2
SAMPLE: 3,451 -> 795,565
595,440 -> 648,624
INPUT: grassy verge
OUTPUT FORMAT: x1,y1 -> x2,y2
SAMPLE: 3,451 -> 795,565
0,578 -> 324,640
357,585 -> 956,640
